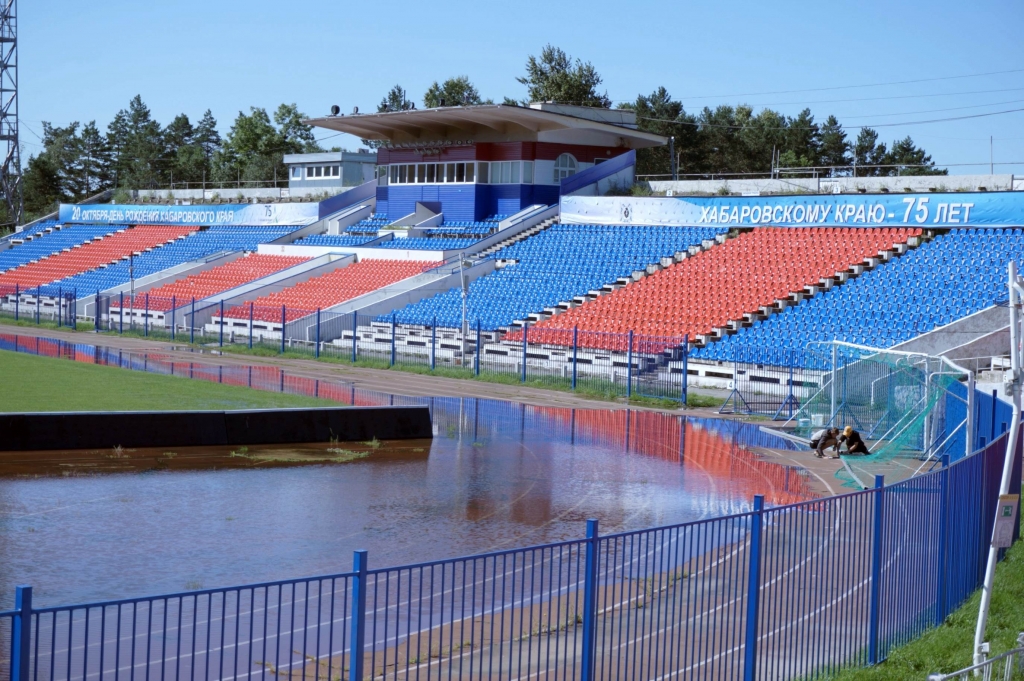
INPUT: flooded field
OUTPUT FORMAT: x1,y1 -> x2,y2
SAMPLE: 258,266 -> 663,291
0,338 -> 811,609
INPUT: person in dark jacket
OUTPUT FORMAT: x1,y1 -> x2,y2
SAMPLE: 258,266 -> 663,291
838,426 -> 870,455
812,427 -> 841,458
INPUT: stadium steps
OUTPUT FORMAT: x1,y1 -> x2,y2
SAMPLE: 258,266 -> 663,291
475,217 -> 559,259
697,229 -> 933,347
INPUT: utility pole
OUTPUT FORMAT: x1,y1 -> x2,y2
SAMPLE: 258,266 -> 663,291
460,252 -> 469,364
669,136 -> 677,181
0,0 -> 21,227
974,261 -> 1024,667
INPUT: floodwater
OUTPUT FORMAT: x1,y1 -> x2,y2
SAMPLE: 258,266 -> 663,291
0,337 -> 810,609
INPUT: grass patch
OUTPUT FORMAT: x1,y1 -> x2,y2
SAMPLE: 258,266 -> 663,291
826,506 -> 1024,680
0,316 -> 92,332
0,349 -> 338,412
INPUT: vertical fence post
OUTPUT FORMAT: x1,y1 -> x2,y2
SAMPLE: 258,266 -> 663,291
144,293 -> 149,337
190,298 -> 195,344
474,320 -> 481,376
11,585 -> 32,681
315,308 -> 321,359
94,290 -> 100,331
682,334 -> 689,406
580,519 -> 599,681
57,286 -> 62,327
390,313 -> 396,366
14,282 -> 18,321
990,389 -> 998,443
171,296 -> 176,341
248,302 -> 254,349
219,300 -> 225,347
742,495 -> 765,681
280,305 -> 286,355
572,326 -> 579,391
787,363 -> 795,418
430,317 -> 436,371
936,455 -> 950,626
626,330 -> 634,399
349,550 -> 368,681
521,323 -> 528,383
351,312 -> 358,363
35,286 -> 40,324
868,474 -> 885,664
119,291 -> 124,334
70,291 -> 76,328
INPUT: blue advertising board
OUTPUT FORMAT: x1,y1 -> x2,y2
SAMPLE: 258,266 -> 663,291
58,202 -> 320,226
560,192 -> 1024,228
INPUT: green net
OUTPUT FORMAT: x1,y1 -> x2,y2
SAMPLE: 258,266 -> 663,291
789,342 -> 969,488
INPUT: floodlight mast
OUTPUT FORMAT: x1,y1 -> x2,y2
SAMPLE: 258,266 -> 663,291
973,261 -> 1024,668
0,0 -> 20,227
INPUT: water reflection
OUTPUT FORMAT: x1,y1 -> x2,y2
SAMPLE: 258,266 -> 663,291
0,335 -> 811,607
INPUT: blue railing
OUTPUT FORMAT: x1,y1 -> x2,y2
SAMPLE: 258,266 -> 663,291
1,423 -> 1018,681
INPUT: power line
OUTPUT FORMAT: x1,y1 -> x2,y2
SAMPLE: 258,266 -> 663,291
636,105 -> 1024,131
672,67 -> 1024,101
723,86 -> 1024,108
847,98 -> 1024,120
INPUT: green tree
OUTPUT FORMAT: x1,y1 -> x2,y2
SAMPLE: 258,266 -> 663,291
274,103 -> 323,153
853,128 -> 887,176
77,121 -> 112,195
194,110 -> 222,162
780,108 -> 820,172
22,153 -> 62,218
212,106 -> 301,186
107,95 -> 165,189
516,44 -> 610,107
423,76 -> 489,108
817,115 -> 851,175
882,136 -> 946,176
623,87 -> 699,177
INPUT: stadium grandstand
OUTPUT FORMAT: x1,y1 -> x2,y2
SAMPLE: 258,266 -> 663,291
696,227 -> 1024,360
384,224 -> 725,330
219,259 -> 432,324
524,227 -> 920,347
121,254 -> 309,311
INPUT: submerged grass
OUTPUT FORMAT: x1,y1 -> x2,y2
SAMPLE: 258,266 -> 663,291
0,349 -> 337,412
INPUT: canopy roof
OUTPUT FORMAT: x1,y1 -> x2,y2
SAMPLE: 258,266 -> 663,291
305,104 -> 667,149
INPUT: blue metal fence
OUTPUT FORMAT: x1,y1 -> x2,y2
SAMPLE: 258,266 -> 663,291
1,423 -> 1018,681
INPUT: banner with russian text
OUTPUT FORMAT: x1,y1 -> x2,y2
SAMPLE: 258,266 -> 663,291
560,192 -> 1024,228
58,203 -> 320,226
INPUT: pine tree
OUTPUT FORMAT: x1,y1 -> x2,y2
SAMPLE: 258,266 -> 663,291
516,45 -> 610,107
817,115 -> 851,175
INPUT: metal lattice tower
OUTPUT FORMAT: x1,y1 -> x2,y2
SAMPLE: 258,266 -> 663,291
0,0 -> 20,227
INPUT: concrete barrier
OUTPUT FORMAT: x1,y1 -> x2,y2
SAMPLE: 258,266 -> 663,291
0,406 -> 432,451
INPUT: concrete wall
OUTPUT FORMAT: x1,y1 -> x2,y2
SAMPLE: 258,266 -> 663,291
894,305 -> 1008,355
134,186 -> 352,201
648,174 -> 1018,197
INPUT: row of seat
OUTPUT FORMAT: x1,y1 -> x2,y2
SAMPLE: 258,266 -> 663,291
118,254 -> 309,312
693,227 -> 1024,360
376,237 -> 477,251
0,224 -> 122,274
0,226 -> 198,290
383,224 -> 728,330
47,226 -> 297,295
221,259 -> 432,323
295,234 -> 377,247
523,227 -> 921,346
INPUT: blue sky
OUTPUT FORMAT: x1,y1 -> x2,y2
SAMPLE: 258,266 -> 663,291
21,0 -> 1024,174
